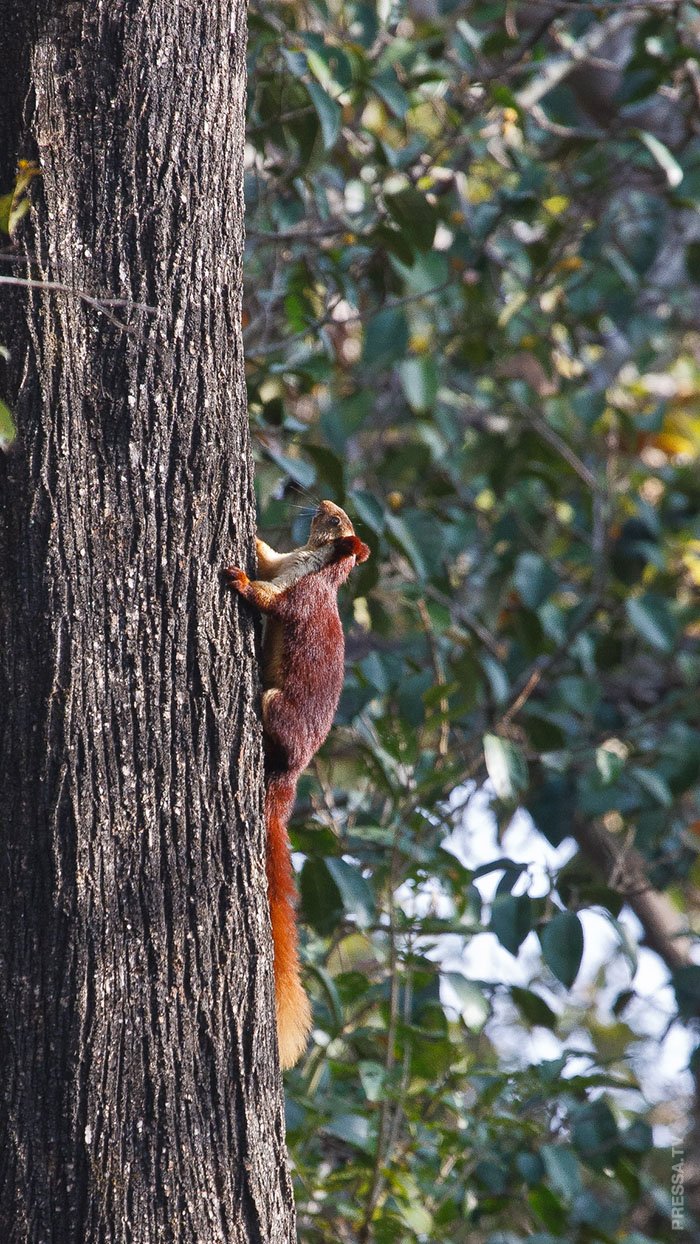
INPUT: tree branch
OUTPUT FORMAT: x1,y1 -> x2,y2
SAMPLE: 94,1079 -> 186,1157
573,817 -> 696,977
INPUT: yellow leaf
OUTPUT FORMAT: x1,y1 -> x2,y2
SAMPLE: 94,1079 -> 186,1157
498,290 -> 527,326
543,195 -> 569,216
360,99 -> 386,135
555,255 -> 584,273
466,177 -> 493,205
652,411 -> 700,459
409,333 -> 431,355
0,192 -> 12,235
474,488 -> 495,512
0,161 -> 41,236
0,399 -> 16,451
681,540 -> 700,587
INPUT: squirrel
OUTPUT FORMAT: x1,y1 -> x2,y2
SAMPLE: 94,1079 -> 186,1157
223,500 -> 370,1069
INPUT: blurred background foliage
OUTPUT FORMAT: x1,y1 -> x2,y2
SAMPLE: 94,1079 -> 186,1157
243,1 -> 700,1239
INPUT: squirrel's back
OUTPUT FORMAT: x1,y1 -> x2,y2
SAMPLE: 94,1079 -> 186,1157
263,572 -> 346,775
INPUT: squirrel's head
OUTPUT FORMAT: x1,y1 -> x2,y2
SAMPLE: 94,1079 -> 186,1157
309,500 -> 370,565
309,500 -> 355,545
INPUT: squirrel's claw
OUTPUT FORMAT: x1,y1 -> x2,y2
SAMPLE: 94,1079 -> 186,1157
223,566 -> 249,592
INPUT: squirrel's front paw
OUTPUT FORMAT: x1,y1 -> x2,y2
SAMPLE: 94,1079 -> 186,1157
223,566 -> 250,593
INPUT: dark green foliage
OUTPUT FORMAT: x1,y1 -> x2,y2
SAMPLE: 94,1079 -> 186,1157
245,2 -> 700,1239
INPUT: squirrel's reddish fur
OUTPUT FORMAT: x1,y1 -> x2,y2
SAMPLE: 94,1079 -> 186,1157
224,502 -> 370,1068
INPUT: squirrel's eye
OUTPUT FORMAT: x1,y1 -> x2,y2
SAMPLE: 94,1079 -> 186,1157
331,516 -> 341,526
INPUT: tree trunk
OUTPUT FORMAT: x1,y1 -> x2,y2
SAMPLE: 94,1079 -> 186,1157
0,3 -> 295,1241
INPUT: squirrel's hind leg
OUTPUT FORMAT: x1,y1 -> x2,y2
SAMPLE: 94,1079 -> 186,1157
262,688 -> 282,728
261,687 -> 305,772
262,688 -> 289,756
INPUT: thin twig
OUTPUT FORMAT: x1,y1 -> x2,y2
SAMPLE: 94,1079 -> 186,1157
383,957 -> 413,1161
0,274 -> 156,334
521,0 -> 673,9
516,10 -> 636,110
358,828 -> 402,1243
247,223 -> 350,242
529,102 -> 604,140
499,668 -> 545,731
417,597 -> 450,760
516,402 -> 603,495
419,586 -> 504,661
245,278 -> 455,359
247,105 -> 315,137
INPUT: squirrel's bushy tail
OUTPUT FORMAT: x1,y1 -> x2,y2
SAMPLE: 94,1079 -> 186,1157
265,771 -> 312,1069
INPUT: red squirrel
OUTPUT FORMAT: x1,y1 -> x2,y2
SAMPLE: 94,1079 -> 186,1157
223,501 -> 370,1068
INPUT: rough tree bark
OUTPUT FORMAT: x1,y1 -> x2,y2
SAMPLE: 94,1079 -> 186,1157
0,2 -> 296,1241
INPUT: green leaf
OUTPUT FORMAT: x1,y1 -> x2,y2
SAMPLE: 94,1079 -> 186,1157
483,733 -> 528,801
595,742 -> 625,786
473,857 -> 526,880
321,393 -> 371,449
289,823 -> 339,856
348,488 -> 385,534
686,241 -> 700,283
280,49 -> 308,78
362,307 -> 409,370
400,1203 -> 433,1235
637,130 -> 683,188
323,1112 -> 372,1153
513,551 -> 558,609
399,356 -> 438,412
384,185 -> 437,253
8,195 -> 29,235
631,766 -> 673,807
490,893 -> 532,956
621,1121 -> 653,1153
306,81 -> 341,150
325,858 -> 375,927
305,443 -> 345,495
0,191 -> 12,235
541,1145 -> 582,1202
528,1185 -> 567,1233
372,69 -> 409,119
370,223 -> 415,266
385,512 -> 428,579
474,1157 -> 508,1194
442,972 -> 489,1030
480,655 -> 510,706
540,911 -> 584,988
358,1060 -> 386,1103
626,593 -> 677,652
673,964 -> 700,1020
557,676 -> 599,716
526,776 -> 574,847
265,447 -> 316,490
510,985 -> 557,1029
304,37 -> 353,93
0,399 -> 16,451
0,164 -> 38,236
300,858 -> 343,935
572,1099 -> 619,1169
516,1151 -> 545,1186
